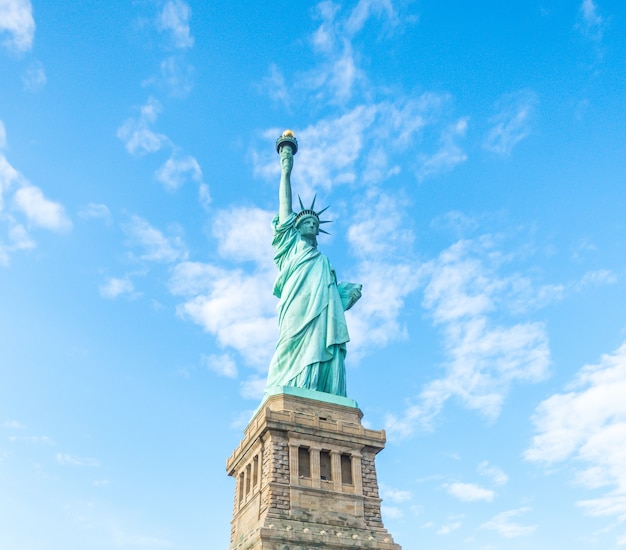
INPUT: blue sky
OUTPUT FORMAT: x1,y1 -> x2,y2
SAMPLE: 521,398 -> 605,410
1,0 -> 626,548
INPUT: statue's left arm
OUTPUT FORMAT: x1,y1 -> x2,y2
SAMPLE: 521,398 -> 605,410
337,282 -> 362,311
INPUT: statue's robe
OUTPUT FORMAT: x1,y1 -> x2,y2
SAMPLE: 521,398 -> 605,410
265,212 -> 349,396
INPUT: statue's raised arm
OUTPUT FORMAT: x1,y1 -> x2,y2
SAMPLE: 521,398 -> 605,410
264,130 -> 362,400
278,141 -> 294,225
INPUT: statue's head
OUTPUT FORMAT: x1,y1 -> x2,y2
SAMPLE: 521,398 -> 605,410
295,195 -> 331,237
296,213 -> 320,235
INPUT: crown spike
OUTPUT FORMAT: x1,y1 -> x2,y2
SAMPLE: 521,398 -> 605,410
317,205 -> 330,216
294,196 -> 333,235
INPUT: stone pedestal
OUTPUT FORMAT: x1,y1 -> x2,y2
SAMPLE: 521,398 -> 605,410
226,389 -> 402,550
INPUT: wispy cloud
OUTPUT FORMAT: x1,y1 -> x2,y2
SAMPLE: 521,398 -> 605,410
437,515 -> 463,535
170,261 -> 277,368
212,206 -> 274,266
483,90 -> 538,156
202,353 -> 238,378
99,276 -> 135,299
417,118 -> 468,180
56,453 -> 100,467
0,0 -> 35,53
117,97 -> 169,155
3,420 -> 26,429
477,460 -> 508,486
444,481 -> 495,502
155,55 -> 195,97
387,236 -> 552,437
260,0 -> 411,108
155,153 -> 203,191
168,207 -> 278,374
1,124 -> 72,263
21,59 -> 46,92
13,185 -> 72,232
253,93 -> 451,192
240,376 -> 266,401
576,0 -> 605,42
78,202 -> 111,223
380,484 -> 412,503
157,0 -> 194,49
481,507 -> 536,538
122,215 -> 188,263
526,341 -> 626,525
346,190 -> 421,358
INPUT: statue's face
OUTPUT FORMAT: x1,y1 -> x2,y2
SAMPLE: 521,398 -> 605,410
298,216 -> 319,237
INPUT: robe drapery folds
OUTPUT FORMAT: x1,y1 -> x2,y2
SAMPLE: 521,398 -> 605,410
265,212 -> 350,396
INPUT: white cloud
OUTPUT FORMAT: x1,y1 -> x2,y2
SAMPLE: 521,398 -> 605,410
481,507 -> 536,538
346,191 -> 421,358
78,202 -> 111,223
212,206 -> 274,266
417,118 -> 468,180
202,353 -> 238,378
381,505 -> 403,520
157,0 -> 194,49
240,376 -> 266,400
122,215 -> 188,263
576,0 -> 605,41
345,0 -> 399,36
259,64 -> 290,107
21,59 -> 46,92
167,205 -> 279,368
156,55 -> 194,97
0,211 -> 37,266
574,268 -> 618,290
117,98 -> 168,156
387,237 -> 551,437
155,153 -> 203,191
253,94 -> 448,194
3,420 -> 25,429
0,0 -> 35,53
13,184 -> 72,231
1,154 -> 24,215
56,453 -> 100,467
380,485 -> 412,503
170,262 -> 277,367
477,461 -> 509,486
484,90 -> 538,156
437,516 -> 463,535
7,221 -> 35,250
526,341 -> 626,522
302,0 -> 402,104
198,182 -> 211,210
99,276 -> 135,299
444,481 -> 494,502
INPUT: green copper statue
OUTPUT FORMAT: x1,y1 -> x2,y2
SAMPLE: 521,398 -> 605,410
264,130 -> 362,398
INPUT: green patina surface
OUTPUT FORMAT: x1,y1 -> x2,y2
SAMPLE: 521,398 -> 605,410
263,133 -> 362,402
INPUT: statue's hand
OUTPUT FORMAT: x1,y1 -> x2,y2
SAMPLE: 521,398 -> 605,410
280,145 -> 293,177
338,282 -> 362,311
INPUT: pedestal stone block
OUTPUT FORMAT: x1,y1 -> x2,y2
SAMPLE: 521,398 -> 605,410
226,390 -> 402,549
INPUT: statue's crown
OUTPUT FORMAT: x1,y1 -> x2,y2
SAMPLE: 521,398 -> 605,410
295,195 -> 332,235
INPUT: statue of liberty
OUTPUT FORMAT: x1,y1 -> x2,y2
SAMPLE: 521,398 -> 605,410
264,131 -> 362,398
